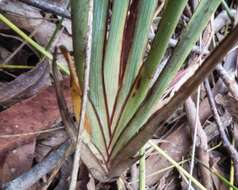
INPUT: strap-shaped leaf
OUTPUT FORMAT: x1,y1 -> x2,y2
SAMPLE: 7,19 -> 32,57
110,0 -> 188,152
71,0 -> 109,159
103,0 -> 129,116
111,0 -> 222,159
110,0 -> 158,134
109,23 -> 238,176
71,0 -> 89,84
89,0 -> 110,145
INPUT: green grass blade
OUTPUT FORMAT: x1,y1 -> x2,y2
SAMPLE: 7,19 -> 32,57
0,13 -> 69,74
149,141 -> 207,190
0,65 -> 34,69
196,159 -> 238,190
71,0 -> 89,84
139,146 -> 146,190
103,0 -> 129,116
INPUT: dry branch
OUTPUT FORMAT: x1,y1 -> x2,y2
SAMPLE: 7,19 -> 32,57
3,141 -> 70,190
204,79 -> 238,184
19,0 -> 70,18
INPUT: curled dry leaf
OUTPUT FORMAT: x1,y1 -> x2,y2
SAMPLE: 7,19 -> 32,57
0,30 -> 50,107
0,60 -> 50,107
59,46 -> 92,135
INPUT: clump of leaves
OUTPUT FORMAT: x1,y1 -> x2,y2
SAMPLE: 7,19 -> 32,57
70,0 -> 238,182
1,0 -> 238,187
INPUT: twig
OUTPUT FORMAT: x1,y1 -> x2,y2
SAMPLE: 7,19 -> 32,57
230,138 -> 235,190
69,0 -> 93,189
0,126 -> 64,138
41,143 -> 75,189
204,79 -> 238,184
187,85 -> 201,190
19,0 -> 70,18
185,97 -> 213,189
2,141 -> 70,190
216,64 -> 238,98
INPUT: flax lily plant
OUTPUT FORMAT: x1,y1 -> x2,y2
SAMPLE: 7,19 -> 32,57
70,0 -> 238,182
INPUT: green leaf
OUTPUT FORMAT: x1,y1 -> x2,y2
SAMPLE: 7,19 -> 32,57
103,0 -> 129,116
71,0 -> 89,83
110,0 -> 158,133
71,0 -> 109,159
110,22 -> 238,178
89,0 -> 110,144
110,0 -> 189,156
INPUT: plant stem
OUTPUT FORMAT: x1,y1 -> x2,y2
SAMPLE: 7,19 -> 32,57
19,0 -> 70,18
204,79 -> 238,184
139,146 -> 146,190
69,0 -> 93,189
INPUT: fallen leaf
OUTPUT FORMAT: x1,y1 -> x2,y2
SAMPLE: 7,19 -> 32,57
0,140 -> 35,185
0,78 -> 71,162
0,60 -> 50,108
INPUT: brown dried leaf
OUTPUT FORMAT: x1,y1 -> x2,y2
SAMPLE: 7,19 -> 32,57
0,60 -> 50,107
145,125 -> 190,186
0,78 -> 71,161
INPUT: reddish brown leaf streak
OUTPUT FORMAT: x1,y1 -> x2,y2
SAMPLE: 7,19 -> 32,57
119,0 -> 139,85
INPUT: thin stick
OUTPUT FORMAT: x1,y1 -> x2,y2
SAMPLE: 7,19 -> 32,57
230,138 -> 235,190
0,126 -> 64,138
185,97 -> 212,189
204,79 -> 238,184
69,0 -> 93,189
216,64 -> 238,98
19,0 -> 70,18
188,34 -> 203,190
188,85 -> 201,190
